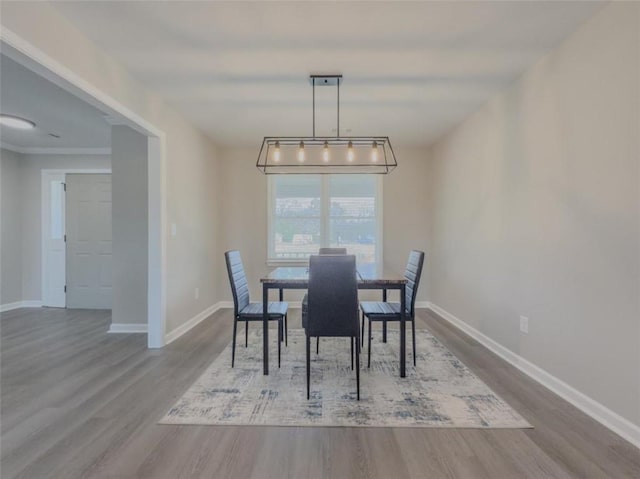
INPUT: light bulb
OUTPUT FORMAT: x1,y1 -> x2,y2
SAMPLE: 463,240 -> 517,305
273,141 -> 281,162
323,141 -> 330,162
371,141 -> 378,162
347,141 -> 354,162
298,141 -> 305,162
0,114 -> 35,130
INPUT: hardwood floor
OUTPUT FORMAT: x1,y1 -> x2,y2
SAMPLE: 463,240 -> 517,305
1,307 -> 638,478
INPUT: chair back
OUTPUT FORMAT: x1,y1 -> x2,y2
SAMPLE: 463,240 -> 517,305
404,250 -> 425,318
318,247 -> 347,254
306,254 -> 358,337
225,250 -> 250,317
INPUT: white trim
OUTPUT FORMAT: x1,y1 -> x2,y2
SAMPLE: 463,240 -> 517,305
1,29 -> 167,348
427,302 -> 640,449
0,143 -> 111,155
147,136 -> 166,348
164,302 -> 222,345
0,28 -> 162,138
108,323 -> 148,334
0,142 -> 25,153
41,171 -> 66,307
415,301 -> 429,309
42,168 -> 112,174
0,301 -> 43,313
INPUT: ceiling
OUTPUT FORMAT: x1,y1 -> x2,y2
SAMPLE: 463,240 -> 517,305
0,54 -> 111,150
49,1 -> 604,148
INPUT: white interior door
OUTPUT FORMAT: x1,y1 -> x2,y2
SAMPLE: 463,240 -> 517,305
65,174 -> 112,309
42,173 -> 66,307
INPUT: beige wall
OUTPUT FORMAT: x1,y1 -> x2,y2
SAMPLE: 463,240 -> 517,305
217,147 -> 430,304
112,126 -> 147,324
1,2 -> 220,335
0,149 -> 23,305
428,2 -> 639,426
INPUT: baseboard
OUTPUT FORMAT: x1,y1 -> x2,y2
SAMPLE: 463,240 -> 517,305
164,302 -> 224,345
415,301 -> 429,309
108,323 -> 148,334
427,302 -> 640,449
0,300 -> 43,313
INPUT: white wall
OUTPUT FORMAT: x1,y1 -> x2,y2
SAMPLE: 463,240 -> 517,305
1,3 -> 220,336
428,3 -> 639,427
0,148 -> 24,305
217,147 -> 430,304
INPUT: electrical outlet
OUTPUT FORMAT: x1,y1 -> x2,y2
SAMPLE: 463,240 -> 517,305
194,287 -> 200,300
520,316 -> 529,334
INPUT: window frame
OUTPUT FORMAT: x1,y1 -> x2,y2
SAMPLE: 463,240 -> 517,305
267,174 -> 383,265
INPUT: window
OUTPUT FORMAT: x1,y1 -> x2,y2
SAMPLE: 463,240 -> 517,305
268,175 -> 382,263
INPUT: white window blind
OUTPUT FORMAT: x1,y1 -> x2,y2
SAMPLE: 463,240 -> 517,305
268,175 -> 381,263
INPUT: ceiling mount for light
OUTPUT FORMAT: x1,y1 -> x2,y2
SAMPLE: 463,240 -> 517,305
0,114 -> 36,130
256,75 -> 397,174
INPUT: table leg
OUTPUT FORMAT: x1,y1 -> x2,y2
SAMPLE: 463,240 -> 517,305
279,288 -> 283,302
382,289 -> 387,343
399,284 -> 406,378
263,284 -> 269,375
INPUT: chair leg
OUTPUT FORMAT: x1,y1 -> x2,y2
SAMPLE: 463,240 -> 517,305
412,318 -> 416,366
355,335 -> 360,401
351,337 -> 354,370
284,314 -> 288,346
245,321 -> 248,347
316,336 -> 319,354
278,319 -> 282,368
368,319 -> 372,368
361,312 -> 365,347
306,334 -> 311,400
231,318 -> 238,367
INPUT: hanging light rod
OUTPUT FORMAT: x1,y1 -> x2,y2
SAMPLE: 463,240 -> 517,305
256,74 -> 397,175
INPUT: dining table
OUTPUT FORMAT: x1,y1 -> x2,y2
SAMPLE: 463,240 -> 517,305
260,263 -> 408,377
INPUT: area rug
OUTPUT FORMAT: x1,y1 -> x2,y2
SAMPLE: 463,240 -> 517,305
160,329 -> 531,428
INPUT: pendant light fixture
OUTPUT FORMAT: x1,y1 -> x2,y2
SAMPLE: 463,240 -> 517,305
256,75 -> 398,174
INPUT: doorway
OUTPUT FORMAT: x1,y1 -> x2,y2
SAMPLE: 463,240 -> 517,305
41,168 -> 111,309
5,34 -> 166,347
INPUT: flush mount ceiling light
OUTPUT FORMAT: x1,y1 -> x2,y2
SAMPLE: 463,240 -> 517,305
257,75 -> 397,174
0,114 -> 36,130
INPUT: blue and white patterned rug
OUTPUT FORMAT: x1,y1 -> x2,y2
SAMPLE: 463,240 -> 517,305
160,329 -> 531,428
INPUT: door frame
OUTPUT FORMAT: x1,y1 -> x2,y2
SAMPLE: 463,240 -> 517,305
41,169 -> 112,309
2,28 -> 167,348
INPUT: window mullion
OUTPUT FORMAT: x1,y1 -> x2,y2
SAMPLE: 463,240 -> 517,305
321,176 -> 330,247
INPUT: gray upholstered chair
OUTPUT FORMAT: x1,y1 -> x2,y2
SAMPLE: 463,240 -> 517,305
225,250 -> 288,368
318,247 -> 347,254
303,254 -> 360,400
360,250 -> 425,368
302,247 -> 347,352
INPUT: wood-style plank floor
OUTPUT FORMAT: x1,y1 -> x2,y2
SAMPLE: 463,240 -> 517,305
1,307 -> 638,478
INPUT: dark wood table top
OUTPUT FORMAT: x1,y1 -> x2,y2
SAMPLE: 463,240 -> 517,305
260,264 -> 406,285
